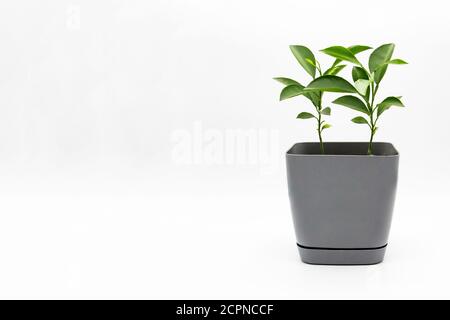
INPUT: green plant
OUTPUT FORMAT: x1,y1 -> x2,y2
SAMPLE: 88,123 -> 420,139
274,45 -> 371,154
305,43 -> 407,154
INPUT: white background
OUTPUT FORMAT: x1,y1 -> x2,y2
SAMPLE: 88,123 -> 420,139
0,0 -> 449,299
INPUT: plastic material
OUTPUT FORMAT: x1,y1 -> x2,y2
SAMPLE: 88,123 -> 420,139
297,244 -> 387,265
286,142 -> 399,265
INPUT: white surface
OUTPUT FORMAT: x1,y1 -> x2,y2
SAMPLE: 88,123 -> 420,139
0,0 -> 449,299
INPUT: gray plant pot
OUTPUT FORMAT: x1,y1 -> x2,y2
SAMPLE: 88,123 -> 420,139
286,142 -> 399,265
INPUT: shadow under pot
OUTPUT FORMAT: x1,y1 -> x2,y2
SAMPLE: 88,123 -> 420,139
286,142 -> 399,265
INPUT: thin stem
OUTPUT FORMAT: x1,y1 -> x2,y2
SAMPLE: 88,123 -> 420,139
317,92 -> 324,154
368,123 -> 375,155
317,113 -> 324,154
312,63 -> 324,154
316,60 -> 323,77
367,83 -> 379,155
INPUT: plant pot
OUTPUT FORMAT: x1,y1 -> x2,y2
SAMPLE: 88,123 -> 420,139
286,142 -> 399,265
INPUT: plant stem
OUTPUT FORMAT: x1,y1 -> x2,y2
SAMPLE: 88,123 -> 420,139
368,123 -> 375,155
317,112 -> 324,154
317,92 -> 324,154
367,83 -> 379,155
313,66 -> 324,154
368,112 -> 378,155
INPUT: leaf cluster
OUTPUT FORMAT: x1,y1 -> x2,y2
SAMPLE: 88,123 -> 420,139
274,43 -> 407,154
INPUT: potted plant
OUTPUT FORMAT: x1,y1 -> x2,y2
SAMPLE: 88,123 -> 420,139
275,43 -> 406,265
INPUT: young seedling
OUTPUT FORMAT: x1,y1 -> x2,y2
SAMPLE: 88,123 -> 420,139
274,45 -> 370,154
305,44 -> 407,154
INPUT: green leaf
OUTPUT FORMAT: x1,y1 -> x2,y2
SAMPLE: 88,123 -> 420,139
377,96 -> 405,116
369,43 -> 395,71
273,77 -> 301,86
351,68 -> 370,101
321,123 -> 332,131
305,92 -> 320,107
328,45 -> 371,72
321,107 -> 331,115
305,58 -> 316,68
354,79 -> 370,96
333,95 -> 369,115
387,58 -> 408,65
290,45 -> 316,78
351,116 -> 370,125
352,66 -> 369,82
369,43 -> 395,83
276,81 -> 320,106
305,75 -> 358,93
297,112 -> 316,119
320,46 -> 361,65
329,58 -> 342,69
324,64 -> 346,76
280,84 -> 305,101
375,58 -> 408,71
348,45 -> 372,55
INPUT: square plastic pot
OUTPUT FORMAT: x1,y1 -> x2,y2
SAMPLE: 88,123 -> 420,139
286,142 -> 399,265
